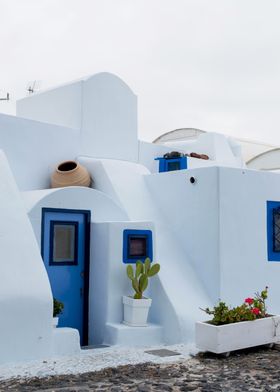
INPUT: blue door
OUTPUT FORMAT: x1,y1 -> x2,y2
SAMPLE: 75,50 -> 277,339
41,208 -> 90,345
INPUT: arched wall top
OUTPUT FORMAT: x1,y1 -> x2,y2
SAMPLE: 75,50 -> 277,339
17,71 -> 139,164
24,186 -> 129,222
84,72 -> 136,97
246,148 -> 280,170
80,72 -> 138,161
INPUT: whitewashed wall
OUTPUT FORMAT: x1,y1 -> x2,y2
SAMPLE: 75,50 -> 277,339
163,133 -> 244,168
0,113 -> 79,190
219,167 -> 280,314
81,73 -> 138,161
17,73 -> 139,163
79,157 -> 212,342
24,186 -> 128,237
0,151 -> 53,364
138,140 -> 179,173
17,81 -> 83,129
24,187 -> 129,344
89,221 -> 169,345
145,167 -> 220,303
139,139 -> 236,174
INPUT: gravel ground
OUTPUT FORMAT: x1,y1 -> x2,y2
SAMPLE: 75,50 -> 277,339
1,345 -> 280,391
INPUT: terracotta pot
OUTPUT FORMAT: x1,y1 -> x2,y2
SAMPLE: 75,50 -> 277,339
51,160 -> 91,188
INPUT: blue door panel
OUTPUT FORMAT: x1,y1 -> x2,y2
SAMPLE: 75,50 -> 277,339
41,208 -> 90,345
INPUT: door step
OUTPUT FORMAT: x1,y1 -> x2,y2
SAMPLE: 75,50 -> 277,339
104,322 -> 163,346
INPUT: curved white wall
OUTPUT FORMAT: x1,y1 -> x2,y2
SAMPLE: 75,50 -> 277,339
23,186 -> 128,223
24,186 -> 129,345
81,73 -> 138,162
0,150 -> 53,364
79,157 -> 212,343
16,72 -> 139,164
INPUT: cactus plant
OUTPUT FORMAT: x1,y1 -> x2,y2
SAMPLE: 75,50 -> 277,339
126,258 -> 160,299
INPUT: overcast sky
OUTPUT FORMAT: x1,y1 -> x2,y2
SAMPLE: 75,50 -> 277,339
0,0 -> 280,144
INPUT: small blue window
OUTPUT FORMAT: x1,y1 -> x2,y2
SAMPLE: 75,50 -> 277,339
49,221 -> 79,265
155,156 -> 187,173
267,201 -> 280,261
123,229 -> 153,264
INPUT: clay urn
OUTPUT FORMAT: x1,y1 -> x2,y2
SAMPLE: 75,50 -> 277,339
51,160 -> 91,188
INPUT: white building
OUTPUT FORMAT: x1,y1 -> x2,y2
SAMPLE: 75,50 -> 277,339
0,72 -> 280,364
154,127 -> 280,170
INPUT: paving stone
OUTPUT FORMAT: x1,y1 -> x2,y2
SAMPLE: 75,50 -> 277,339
144,349 -> 181,357
2,345 -> 280,391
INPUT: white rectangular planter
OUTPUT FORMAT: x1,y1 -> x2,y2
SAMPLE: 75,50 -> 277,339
123,296 -> 152,327
196,315 -> 280,354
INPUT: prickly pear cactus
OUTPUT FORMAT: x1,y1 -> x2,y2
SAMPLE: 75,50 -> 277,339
126,258 -> 160,299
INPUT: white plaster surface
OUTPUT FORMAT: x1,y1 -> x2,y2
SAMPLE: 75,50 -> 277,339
196,316 -> 280,354
17,81 -> 83,129
0,343 -> 198,381
17,72 -> 139,162
81,73 -> 138,161
89,221 -> 157,345
52,328 -> 81,357
162,132 -> 244,168
0,150 -> 53,364
218,167 -> 280,314
104,323 -> 163,346
0,113 -> 79,190
79,157 -> 212,344
2,71 -> 280,366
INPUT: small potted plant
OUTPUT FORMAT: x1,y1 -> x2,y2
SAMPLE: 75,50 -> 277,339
196,287 -> 280,355
53,298 -> 64,328
123,258 -> 160,326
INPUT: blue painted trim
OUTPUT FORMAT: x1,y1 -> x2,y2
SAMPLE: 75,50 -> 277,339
155,156 -> 187,172
123,229 -> 153,264
41,207 -> 91,346
49,220 -> 79,266
267,201 -> 280,261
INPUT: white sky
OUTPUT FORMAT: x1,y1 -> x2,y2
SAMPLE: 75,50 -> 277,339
0,0 -> 280,143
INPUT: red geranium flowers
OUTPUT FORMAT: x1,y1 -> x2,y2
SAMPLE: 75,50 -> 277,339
252,307 -> 260,315
245,298 -> 254,305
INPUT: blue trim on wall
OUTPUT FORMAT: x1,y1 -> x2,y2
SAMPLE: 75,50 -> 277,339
267,200 -> 280,261
123,229 -> 153,264
41,207 -> 91,346
155,156 -> 187,172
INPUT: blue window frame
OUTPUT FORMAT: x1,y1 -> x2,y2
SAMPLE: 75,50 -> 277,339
267,201 -> 280,261
49,220 -> 79,265
155,156 -> 187,173
123,229 -> 153,264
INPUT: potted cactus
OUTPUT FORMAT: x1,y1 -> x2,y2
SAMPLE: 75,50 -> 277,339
123,258 -> 160,326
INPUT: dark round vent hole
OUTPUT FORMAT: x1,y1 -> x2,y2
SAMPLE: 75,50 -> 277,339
58,161 -> 77,172
190,176 -> 196,184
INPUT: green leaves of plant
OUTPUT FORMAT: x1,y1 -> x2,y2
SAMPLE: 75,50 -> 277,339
126,265 -> 134,280
136,261 -> 143,278
125,258 -> 160,299
139,274 -> 148,292
132,278 -> 139,293
147,263 -> 160,277
144,258 -> 151,274
201,287 -> 269,325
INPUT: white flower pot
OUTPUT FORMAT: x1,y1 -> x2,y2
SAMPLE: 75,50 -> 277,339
53,317 -> 59,328
123,296 -> 152,327
196,315 -> 280,354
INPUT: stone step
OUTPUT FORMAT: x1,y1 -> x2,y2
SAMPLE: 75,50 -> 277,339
104,322 -> 163,346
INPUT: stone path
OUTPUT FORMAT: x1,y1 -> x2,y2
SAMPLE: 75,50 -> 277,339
1,345 -> 280,391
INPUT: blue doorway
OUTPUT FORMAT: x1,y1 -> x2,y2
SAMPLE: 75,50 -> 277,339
41,208 -> 91,346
